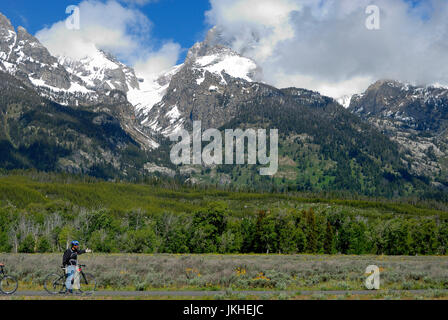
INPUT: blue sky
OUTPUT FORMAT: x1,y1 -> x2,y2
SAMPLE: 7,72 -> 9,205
0,0 -> 211,62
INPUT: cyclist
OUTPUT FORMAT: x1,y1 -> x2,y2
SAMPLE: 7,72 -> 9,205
62,240 -> 92,294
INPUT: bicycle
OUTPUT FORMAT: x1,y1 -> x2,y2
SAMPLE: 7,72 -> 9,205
44,264 -> 96,295
0,263 -> 18,295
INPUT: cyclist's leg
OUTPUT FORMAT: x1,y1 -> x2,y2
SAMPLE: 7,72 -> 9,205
65,266 -> 75,292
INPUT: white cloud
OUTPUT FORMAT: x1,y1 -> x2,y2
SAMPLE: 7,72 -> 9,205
134,42 -> 182,79
36,0 -> 180,79
206,0 -> 448,98
206,0 -> 299,62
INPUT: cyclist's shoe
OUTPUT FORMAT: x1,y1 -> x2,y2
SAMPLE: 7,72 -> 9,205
66,289 -> 74,295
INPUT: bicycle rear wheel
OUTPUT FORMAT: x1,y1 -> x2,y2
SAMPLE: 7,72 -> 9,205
79,273 -> 96,295
0,275 -> 18,295
44,273 -> 66,295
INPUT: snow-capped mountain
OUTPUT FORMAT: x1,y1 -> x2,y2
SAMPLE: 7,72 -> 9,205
0,12 -> 145,108
0,12 -> 161,149
0,11 -> 264,140
349,80 -> 448,131
137,29 -> 263,136
58,50 -> 140,94
348,79 -> 448,178
0,13 -> 120,107
0,13 -> 73,91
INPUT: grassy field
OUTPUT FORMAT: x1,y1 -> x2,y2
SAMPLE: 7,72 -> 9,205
1,254 -> 447,294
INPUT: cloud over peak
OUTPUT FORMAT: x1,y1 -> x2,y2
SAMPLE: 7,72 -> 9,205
36,0 -> 180,80
206,0 -> 448,98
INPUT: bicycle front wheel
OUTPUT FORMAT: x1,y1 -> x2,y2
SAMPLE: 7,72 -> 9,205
0,275 -> 18,295
79,273 -> 96,295
44,273 -> 66,295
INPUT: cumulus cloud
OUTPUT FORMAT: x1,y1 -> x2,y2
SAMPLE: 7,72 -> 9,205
206,0 -> 448,98
36,0 -> 180,79
134,42 -> 181,79
206,0 -> 299,63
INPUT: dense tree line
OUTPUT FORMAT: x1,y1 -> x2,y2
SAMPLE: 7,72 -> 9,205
1,202 -> 446,255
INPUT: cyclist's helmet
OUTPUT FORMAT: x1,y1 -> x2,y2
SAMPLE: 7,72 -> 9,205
71,240 -> 80,247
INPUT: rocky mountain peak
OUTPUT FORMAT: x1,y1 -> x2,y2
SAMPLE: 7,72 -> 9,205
368,79 -> 404,90
186,26 -> 229,62
348,79 -> 448,178
185,26 -> 262,81
58,48 -> 140,94
0,11 -> 145,99
0,16 -> 72,90
350,79 -> 448,128
136,27 -> 265,136
185,26 -> 263,85
0,13 -> 15,62
132,26 -> 264,136
0,12 -> 13,28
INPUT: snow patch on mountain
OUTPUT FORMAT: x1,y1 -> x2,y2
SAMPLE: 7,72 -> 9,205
29,76 -> 93,94
128,64 -> 183,116
166,105 -> 181,124
336,94 -> 353,108
430,83 -> 448,90
193,49 -> 258,85
59,52 -> 118,87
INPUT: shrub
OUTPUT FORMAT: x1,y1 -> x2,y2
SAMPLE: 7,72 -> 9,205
18,234 -> 35,253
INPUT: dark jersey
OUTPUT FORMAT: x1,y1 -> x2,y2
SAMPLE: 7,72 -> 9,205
62,248 -> 86,266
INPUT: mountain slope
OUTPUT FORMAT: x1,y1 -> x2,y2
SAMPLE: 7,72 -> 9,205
0,70 -> 173,178
349,80 -> 448,186
179,85 -> 430,196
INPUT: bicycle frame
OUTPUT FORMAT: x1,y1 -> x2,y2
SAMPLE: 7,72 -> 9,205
45,264 -> 95,295
62,265 -> 89,288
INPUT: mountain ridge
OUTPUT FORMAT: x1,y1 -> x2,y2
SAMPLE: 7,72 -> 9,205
0,11 -> 447,198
